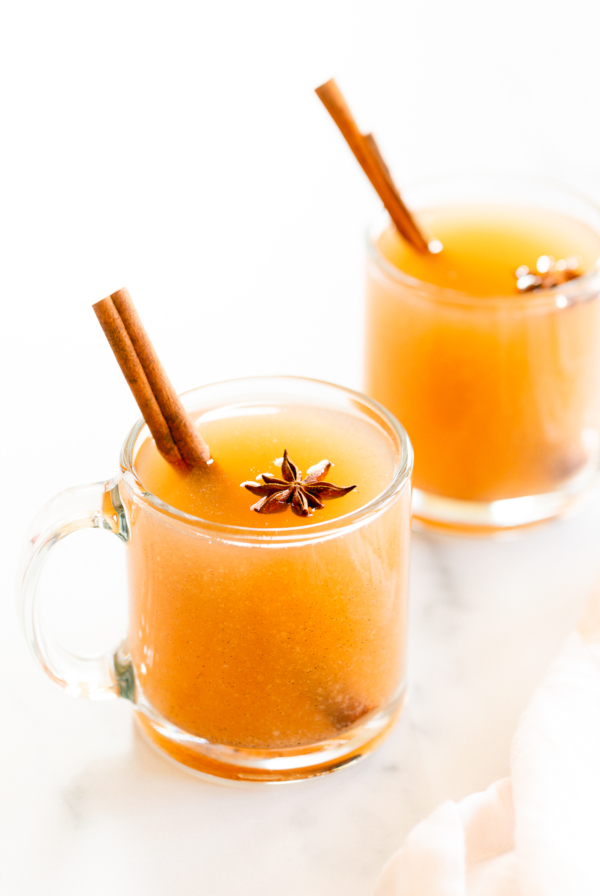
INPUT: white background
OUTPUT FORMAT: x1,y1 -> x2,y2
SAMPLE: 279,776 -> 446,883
3,0 -> 600,547
3,2 -> 600,894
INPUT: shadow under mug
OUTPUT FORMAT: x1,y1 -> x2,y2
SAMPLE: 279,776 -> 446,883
18,376 -> 413,783
365,174 -> 600,533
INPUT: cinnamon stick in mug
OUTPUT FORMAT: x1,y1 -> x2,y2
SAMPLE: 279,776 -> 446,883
315,78 -> 429,253
93,288 -> 210,468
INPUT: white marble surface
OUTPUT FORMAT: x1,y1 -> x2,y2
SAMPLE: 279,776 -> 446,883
4,486 -> 600,896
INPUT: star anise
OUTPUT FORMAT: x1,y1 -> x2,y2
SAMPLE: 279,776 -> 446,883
515,255 -> 581,292
241,450 -> 356,517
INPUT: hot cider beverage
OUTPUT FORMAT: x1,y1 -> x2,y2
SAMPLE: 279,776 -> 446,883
315,83 -> 600,532
19,288 -> 413,784
365,176 -> 600,531
127,389 -> 412,775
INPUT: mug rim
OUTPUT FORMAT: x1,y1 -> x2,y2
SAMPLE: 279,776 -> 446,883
119,375 -> 413,544
366,171 -> 600,310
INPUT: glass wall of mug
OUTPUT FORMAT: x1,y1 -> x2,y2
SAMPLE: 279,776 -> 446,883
19,377 -> 413,783
365,174 -> 600,533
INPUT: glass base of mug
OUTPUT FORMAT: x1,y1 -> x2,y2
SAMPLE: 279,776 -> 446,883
134,687 -> 406,785
411,465 -> 599,536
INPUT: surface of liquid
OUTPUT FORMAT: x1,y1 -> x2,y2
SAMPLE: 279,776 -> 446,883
377,204 -> 600,297
134,403 -> 397,527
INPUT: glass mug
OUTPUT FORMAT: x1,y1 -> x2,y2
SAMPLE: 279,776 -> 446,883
18,377 -> 413,783
365,174 -> 600,533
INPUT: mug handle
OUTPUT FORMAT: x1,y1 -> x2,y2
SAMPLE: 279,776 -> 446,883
17,478 -> 134,700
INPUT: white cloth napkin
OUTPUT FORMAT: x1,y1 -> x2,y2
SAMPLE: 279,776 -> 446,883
374,590 -> 600,896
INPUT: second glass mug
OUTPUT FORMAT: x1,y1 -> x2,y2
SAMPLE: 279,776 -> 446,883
365,173 -> 600,533
18,377 -> 413,783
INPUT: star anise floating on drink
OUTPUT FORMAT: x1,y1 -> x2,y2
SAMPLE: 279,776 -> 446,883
515,255 -> 581,292
242,450 -> 356,517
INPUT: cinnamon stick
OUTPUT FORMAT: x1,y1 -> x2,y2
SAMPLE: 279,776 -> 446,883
315,79 -> 429,254
93,288 -> 210,468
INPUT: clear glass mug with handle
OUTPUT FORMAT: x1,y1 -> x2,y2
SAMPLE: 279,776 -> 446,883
365,174 -> 600,533
18,376 -> 413,784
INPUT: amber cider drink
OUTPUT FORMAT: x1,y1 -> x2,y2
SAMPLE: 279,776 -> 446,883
121,378 -> 412,781
365,175 -> 600,531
